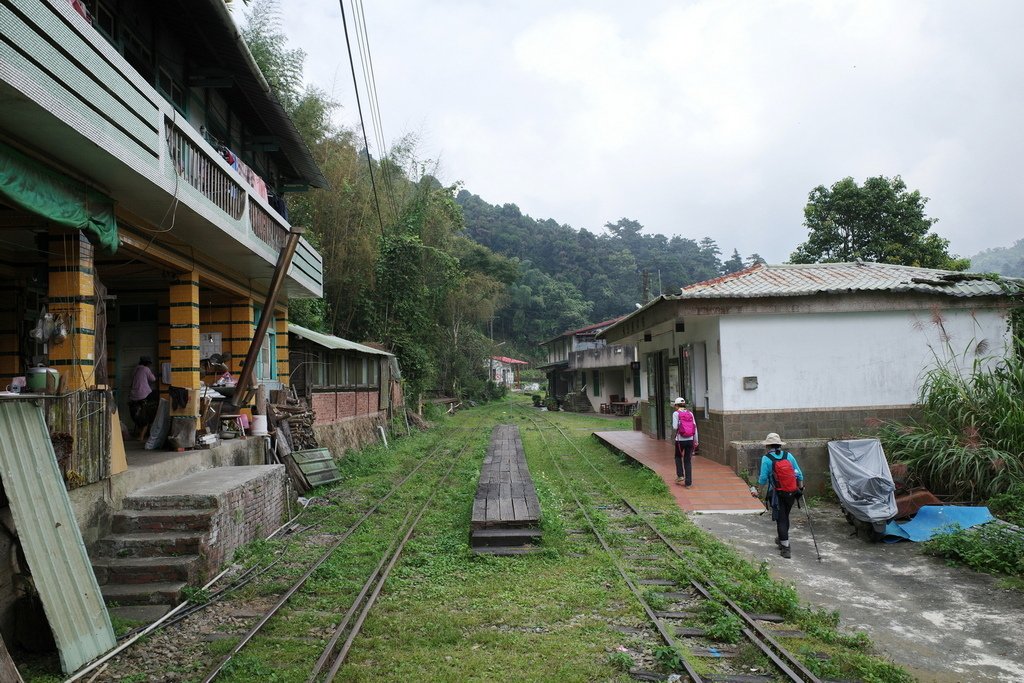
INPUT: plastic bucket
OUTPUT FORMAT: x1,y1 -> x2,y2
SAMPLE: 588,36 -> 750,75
251,414 -> 268,436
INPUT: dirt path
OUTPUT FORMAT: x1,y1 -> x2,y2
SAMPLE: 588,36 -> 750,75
692,503 -> 1024,683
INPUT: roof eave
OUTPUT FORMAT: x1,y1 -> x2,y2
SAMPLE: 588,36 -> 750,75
211,1 -> 328,189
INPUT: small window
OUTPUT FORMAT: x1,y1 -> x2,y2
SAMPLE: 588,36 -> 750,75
94,2 -> 115,41
158,67 -> 187,114
122,27 -> 153,82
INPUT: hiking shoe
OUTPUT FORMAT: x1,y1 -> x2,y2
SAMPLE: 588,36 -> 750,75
780,546 -> 791,559
684,483 -> 692,488
675,477 -> 685,485
774,537 -> 782,548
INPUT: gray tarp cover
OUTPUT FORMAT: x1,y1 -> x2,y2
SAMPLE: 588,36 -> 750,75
828,438 -> 898,524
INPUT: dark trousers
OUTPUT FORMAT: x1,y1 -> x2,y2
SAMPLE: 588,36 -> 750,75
674,440 -> 694,484
773,491 -> 798,543
129,394 -> 157,433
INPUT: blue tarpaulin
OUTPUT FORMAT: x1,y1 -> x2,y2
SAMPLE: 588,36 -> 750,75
884,505 -> 995,542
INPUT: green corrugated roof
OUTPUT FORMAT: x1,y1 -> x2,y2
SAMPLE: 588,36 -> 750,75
288,323 -> 393,357
0,400 -> 115,673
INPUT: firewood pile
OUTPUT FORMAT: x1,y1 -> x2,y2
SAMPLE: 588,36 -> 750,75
276,403 -> 318,451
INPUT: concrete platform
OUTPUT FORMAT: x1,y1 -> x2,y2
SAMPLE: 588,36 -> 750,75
127,465 -> 279,506
593,430 -> 762,513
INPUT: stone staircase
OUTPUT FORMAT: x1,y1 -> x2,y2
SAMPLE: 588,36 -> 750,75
91,465 -> 287,608
93,505 -> 212,607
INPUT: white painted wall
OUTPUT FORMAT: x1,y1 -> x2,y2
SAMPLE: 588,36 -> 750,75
633,317 -> 724,414
720,308 -> 1010,410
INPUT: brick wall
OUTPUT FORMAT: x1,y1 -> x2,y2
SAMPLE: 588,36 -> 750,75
203,465 -> 286,575
311,389 -> 381,426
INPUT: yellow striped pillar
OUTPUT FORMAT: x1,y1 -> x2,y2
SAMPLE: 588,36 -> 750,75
228,298 -> 254,376
157,293 -> 170,390
168,273 -> 200,403
275,307 -> 289,385
48,230 -> 95,390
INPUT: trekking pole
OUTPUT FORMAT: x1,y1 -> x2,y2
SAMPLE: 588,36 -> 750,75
798,494 -> 823,562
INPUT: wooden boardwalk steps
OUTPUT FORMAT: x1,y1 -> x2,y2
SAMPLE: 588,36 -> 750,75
470,424 -> 541,554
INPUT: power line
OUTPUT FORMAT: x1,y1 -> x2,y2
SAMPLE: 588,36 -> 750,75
352,0 -> 399,217
338,0 -> 385,236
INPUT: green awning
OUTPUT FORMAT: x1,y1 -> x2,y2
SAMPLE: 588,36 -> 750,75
0,140 -> 119,252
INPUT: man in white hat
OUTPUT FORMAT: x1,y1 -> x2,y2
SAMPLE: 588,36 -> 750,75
756,433 -> 803,558
671,397 -> 698,487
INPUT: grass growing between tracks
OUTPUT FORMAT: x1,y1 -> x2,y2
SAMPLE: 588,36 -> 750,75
123,397 -> 909,682
512,402 -> 912,683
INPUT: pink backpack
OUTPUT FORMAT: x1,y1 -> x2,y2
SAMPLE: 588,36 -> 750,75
676,409 -> 695,438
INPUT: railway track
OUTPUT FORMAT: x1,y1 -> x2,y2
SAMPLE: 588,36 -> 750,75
198,433 -> 472,682
521,409 -> 827,683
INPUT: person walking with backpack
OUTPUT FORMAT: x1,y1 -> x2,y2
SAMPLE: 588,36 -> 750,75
756,433 -> 803,558
671,397 -> 698,487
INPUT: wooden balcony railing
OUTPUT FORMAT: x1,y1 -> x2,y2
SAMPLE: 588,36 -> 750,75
250,201 -> 288,251
166,118 -> 245,220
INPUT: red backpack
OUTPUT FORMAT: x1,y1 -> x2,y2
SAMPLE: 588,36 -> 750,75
768,453 -> 799,492
676,410 -> 695,438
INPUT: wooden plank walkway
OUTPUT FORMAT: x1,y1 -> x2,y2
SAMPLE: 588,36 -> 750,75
470,425 -> 541,553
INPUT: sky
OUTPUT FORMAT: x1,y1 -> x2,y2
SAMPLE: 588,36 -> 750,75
268,0 -> 1024,264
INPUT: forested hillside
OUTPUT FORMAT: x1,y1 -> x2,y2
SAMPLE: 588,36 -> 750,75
457,191 -> 756,346
970,239 -> 1024,277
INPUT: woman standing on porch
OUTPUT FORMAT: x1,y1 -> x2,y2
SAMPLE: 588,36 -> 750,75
129,356 -> 157,437
671,397 -> 698,487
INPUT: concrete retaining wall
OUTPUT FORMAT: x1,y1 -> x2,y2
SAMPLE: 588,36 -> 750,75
730,439 -> 831,496
313,413 -> 388,458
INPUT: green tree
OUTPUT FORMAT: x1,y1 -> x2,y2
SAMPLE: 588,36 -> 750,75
790,175 -> 968,270
722,249 -> 744,274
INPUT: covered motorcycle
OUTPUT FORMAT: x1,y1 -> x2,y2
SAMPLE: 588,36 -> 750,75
828,438 -> 898,541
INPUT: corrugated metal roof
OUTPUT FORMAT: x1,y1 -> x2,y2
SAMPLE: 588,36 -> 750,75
0,400 -> 115,673
288,323 -> 393,356
673,262 -> 1023,299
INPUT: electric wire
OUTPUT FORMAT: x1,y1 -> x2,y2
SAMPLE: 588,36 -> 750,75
337,0 -> 386,236
351,0 -> 399,217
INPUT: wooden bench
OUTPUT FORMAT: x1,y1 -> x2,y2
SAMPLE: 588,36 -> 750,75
470,424 -> 541,554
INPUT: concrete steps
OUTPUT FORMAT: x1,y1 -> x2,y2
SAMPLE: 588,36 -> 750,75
111,508 -> 214,534
92,555 -> 201,585
92,465 -> 287,607
95,505 -> 215,605
94,531 -> 204,558
95,507 -> 208,602
101,581 -> 188,606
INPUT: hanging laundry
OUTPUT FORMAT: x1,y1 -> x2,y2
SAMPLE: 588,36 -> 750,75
168,386 -> 190,410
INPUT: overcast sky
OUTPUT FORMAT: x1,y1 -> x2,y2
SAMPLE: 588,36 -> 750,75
271,1 -> 1024,264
